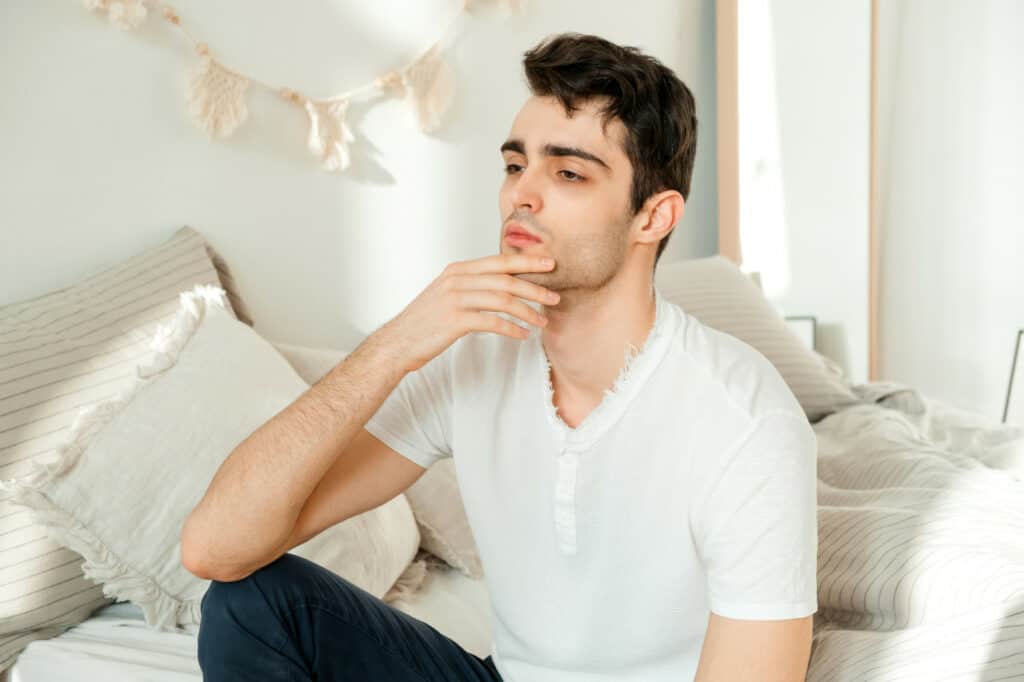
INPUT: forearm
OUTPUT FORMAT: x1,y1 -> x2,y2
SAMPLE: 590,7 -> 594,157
180,326 -> 407,579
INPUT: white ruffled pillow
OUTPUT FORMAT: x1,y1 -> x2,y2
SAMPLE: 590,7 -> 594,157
0,284 -> 420,632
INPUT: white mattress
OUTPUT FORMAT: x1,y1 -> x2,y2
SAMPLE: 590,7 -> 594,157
5,563 -> 492,681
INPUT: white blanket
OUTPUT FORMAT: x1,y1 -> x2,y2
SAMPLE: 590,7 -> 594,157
808,382 -> 1024,681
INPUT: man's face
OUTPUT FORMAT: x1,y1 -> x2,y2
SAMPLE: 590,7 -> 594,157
498,95 -> 636,296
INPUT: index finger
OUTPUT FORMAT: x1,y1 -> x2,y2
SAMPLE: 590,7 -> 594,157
450,253 -> 555,276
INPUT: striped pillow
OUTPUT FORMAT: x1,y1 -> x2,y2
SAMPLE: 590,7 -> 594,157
0,225 -> 249,672
654,255 -> 859,423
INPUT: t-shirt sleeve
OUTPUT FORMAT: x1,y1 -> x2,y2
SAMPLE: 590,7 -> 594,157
363,347 -> 453,470
691,410 -> 819,621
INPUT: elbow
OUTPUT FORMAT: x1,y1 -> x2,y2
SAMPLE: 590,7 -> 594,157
180,524 -> 214,580
181,535 -> 245,582
179,519 -> 264,583
180,513 -> 231,581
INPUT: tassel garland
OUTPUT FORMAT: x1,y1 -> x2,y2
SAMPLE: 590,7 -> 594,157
77,0 -> 523,172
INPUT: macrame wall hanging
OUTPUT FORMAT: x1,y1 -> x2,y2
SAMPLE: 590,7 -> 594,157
79,0 -> 524,172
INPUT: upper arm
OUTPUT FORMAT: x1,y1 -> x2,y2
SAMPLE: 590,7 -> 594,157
691,410 -> 819,620
276,426 -> 428,559
694,612 -> 813,681
360,346 -> 454,470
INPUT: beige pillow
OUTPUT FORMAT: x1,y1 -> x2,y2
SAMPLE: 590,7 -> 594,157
0,284 -> 420,637
0,225 -> 252,671
654,255 -> 859,423
403,459 -> 483,579
744,268 -> 850,384
271,342 -> 483,581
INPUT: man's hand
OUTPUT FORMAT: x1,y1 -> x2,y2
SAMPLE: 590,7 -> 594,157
379,253 -> 561,373
693,612 -> 813,681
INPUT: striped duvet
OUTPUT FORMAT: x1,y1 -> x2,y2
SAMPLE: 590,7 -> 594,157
808,382 -> 1024,681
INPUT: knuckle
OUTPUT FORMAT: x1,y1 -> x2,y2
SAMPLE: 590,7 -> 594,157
441,274 -> 458,292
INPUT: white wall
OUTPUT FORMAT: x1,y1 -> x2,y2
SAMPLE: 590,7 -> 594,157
877,0 -> 1024,418
735,0 -> 871,385
1,0 -> 718,352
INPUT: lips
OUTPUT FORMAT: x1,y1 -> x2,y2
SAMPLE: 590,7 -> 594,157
505,223 -> 542,242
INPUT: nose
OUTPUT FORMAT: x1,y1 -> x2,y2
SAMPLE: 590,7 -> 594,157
510,165 -> 543,213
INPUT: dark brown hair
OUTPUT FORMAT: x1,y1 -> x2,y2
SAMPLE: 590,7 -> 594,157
522,32 -> 697,269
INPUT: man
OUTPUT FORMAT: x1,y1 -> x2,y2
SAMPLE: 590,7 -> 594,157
184,32 -> 818,681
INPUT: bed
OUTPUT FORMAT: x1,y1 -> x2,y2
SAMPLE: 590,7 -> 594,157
7,373 -> 1024,681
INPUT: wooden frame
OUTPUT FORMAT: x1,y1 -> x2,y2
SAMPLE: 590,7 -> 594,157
715,0 -> 879,380
868,0 -> 879,382
715,0 -> 740,267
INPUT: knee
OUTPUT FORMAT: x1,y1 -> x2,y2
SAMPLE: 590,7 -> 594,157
197,554 -> 301,642
196,578 -> 249,674
196,555 -> 300,671
201,554 -> 294,614
196,554 -> 370,678
198,575 -> 247,631
196,579 -> 248,655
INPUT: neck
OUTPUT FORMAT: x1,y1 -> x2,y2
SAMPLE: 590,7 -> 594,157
539,273 -> 658,408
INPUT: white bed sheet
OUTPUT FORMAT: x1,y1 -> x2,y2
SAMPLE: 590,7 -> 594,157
5,563 -> 492,681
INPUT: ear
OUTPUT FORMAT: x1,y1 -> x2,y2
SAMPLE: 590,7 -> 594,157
635,190 -> 685,246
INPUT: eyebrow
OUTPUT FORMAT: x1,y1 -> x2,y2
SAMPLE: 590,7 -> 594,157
500,138 -> 611,174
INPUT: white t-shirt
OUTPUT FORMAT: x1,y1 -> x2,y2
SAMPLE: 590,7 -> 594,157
364,284 -> 818,682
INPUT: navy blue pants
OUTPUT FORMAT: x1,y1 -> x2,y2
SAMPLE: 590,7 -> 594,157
197,552 -> 503,681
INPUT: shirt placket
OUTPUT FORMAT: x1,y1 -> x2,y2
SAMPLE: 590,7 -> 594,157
553,432 -> 584,555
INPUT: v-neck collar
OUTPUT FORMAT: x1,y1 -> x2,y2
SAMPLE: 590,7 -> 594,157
532,285 -> 677,451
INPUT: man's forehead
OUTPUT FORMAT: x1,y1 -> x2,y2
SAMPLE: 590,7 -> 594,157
504,95 -> 624,164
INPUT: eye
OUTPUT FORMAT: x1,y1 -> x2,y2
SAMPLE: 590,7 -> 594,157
559,170 -> 584,182
504,163 -> 523,174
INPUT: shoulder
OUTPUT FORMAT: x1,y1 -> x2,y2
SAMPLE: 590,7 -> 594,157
667,302 -> 805,421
